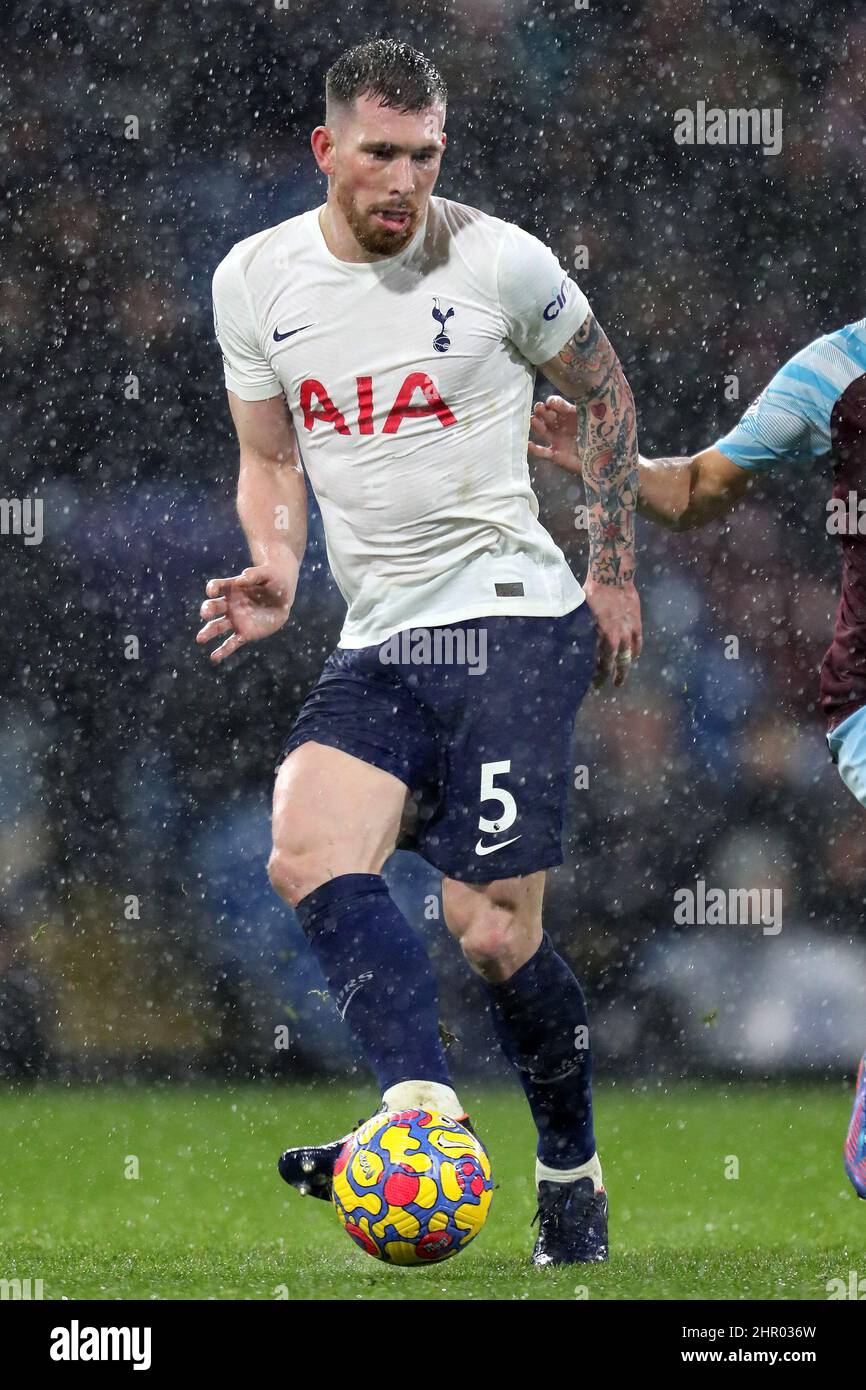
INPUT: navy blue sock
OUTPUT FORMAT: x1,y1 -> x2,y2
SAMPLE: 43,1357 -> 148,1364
484,932 -> 595,1167
294,872 -> 452,1094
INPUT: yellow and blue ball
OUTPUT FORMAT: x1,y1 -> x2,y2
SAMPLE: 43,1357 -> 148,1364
332,1108 -> 493,1266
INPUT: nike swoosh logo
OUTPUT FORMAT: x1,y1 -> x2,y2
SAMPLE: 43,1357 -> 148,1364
273,323 -> 315,342
474,834 -> 522,856
337,979 -> 369,1020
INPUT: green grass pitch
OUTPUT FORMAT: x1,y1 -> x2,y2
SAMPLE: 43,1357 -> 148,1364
0,1081 -> 860,1300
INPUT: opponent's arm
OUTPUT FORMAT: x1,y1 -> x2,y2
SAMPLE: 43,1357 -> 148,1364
538,312 -> 642,686
636,447 -> 752,529
197,392 -> 307,664
530,396 -> 752,529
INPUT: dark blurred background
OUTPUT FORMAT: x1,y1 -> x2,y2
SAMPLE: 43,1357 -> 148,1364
2,0 -> 865,1086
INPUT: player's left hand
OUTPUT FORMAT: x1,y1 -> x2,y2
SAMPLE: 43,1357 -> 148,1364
528,395 -> 581,472
582,577 -> 642,688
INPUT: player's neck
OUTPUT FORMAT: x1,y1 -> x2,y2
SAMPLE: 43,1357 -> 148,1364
318,203 -> 415,266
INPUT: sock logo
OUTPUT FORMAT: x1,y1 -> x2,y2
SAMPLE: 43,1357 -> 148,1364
336,973 -> 373,1020
526,1057 -> 583,1084
522,1029 -> 589,1084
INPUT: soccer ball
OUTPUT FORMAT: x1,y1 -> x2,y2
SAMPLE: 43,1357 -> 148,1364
332,1108 -> 493,1266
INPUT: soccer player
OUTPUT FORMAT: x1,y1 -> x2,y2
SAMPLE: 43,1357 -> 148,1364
529,316 -> 866,1200
199,38 -> 641,1265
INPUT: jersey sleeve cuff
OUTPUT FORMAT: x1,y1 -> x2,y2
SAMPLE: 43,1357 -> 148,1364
222,374 -> 284,402
523,289 -> 591,367
713,438 -> 771,472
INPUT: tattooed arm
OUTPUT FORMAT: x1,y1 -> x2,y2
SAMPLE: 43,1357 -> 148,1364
540,312 -> 638,583
529,397 -> 752,529
538,311 -> 642,686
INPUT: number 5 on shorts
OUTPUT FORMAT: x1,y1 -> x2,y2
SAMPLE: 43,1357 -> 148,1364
479,759 -> 517,833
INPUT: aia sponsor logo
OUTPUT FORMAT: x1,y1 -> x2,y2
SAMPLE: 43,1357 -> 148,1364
299,374 -> 458,435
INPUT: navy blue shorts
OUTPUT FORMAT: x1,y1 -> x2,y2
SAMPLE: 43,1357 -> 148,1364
275,602 -> 598,882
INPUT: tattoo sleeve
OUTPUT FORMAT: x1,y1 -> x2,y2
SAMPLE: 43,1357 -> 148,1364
551,312 -> 637,585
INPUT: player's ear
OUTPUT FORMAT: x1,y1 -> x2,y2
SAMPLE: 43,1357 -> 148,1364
311,125 -> 335,176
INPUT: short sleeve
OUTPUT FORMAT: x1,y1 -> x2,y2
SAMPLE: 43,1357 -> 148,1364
496,224 -> 590,367
714,347 -> 836,473
211,253 -> 283,401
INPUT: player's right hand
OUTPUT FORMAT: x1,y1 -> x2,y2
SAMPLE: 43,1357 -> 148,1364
528,395 -> 581,472
196,564 -> 294,664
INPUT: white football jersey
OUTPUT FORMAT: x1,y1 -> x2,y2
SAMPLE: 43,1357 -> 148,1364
212,196 -> 590,648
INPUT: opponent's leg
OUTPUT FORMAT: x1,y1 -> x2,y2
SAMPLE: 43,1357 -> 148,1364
844,1051 -> 866,1199
270,741 -> 463,1198
826,711 -> 866,1197
442,869 -> 607,1262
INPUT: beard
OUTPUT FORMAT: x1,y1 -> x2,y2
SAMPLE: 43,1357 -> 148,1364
334,180 -> 419,256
